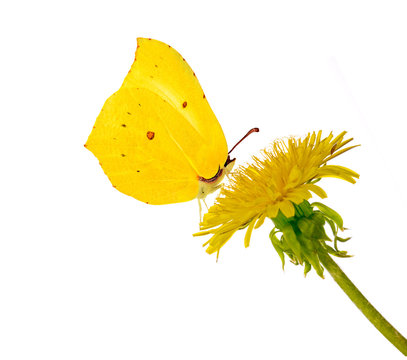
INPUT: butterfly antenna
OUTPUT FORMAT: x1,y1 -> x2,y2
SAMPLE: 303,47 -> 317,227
228,128 -> 259,155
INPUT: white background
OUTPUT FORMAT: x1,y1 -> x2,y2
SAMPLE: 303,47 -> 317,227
1,1 -> 407,359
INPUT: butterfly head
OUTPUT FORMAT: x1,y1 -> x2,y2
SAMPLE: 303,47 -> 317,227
197,156 -> 235,200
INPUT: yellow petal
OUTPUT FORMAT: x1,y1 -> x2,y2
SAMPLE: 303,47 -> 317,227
254,213 -> 266,229
280,200 -> 295,218
303,184 -> 327,199
266,204 -> 280,219
244,218 -> 257,248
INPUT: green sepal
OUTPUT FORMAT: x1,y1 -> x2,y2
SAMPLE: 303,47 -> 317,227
299,234 -> 325,278
304,261 -> 312,276
297,216 -> 329,242
270,228 -> 285,269
334,235 -> 351,252
268,200 -> 351,277
326,217 -> 338,235
325,244 -> 352,258
312,202 -> 344,230
294,200 -> 314,218
335,236 -> 351,243
281,224 -> 303,264
272,210 -> 291,230
308,177 -> 321,185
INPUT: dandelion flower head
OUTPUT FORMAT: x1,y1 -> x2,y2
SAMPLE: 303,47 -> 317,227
195,131 -> 359,258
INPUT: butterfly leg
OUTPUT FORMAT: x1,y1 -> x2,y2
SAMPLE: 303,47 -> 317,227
198,198 -> 202,224
202,198 -> 209,211
198,198 -> 210,223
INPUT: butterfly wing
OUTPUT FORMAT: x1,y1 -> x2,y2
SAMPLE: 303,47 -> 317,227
123,38 -> 228,179
85,38 -> 228,204
86,87 -> 199,204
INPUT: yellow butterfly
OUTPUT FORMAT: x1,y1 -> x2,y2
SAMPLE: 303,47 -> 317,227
85,38 -> 257,212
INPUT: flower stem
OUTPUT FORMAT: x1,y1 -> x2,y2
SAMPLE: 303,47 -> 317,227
318,250 -> 407,356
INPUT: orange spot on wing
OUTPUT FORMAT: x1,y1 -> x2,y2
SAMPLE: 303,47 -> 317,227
147,131 -> 155,140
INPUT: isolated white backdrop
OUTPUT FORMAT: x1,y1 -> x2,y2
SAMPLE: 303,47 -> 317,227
1,1 -> 406,359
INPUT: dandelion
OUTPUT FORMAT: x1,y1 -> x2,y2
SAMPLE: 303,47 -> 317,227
195,130 -> 358,263
194,131 -> 407,355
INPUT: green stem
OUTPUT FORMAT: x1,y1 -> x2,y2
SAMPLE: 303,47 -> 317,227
318,250 -> 407,356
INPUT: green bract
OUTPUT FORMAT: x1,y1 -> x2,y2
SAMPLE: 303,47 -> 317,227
270,201 -> 351,277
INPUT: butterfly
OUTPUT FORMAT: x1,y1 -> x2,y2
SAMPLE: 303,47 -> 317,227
85,38 -> 258,214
